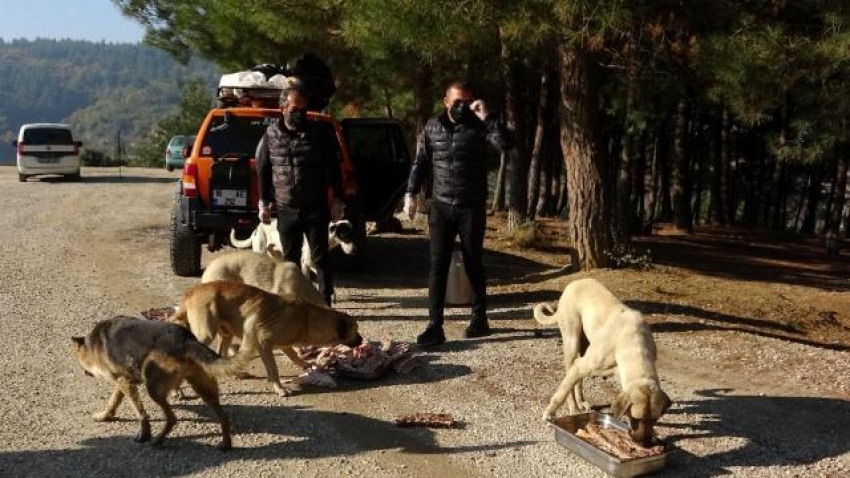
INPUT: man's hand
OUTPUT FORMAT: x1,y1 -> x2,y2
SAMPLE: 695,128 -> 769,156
258,200 -> 272,224
331,199 -> 345,221
403,193 -> 417,220
470,100 -> 488,121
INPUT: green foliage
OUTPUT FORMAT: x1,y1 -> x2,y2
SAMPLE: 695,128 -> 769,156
604,243 -> 653,270
132,78 -> 214,167
0,38 -> 219,163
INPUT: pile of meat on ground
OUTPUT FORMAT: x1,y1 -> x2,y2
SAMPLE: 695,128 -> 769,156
575,423 -> 665,460
292,340 -> 421,388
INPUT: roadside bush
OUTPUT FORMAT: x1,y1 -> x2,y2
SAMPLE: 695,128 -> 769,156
505,221 -> 548,249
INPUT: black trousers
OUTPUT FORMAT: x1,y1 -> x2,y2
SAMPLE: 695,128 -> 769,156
276,204 -> 333,304
427,200 -> 487,327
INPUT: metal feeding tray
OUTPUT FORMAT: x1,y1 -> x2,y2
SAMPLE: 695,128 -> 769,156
549,411 -> 668,477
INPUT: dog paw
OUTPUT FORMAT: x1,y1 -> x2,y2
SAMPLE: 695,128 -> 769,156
578,401 -> 592,413
542,410 -> 556,422
217,439 -> 232,451
134,425 -> 151,443
92,411 -> 114,422
275,386 -> 293,397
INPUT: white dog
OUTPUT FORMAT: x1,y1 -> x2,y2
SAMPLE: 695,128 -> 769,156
533,278 -> 671,445
229,219 -> 356,278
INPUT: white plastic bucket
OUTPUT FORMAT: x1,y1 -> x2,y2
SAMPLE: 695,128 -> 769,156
445,249 -> 473,305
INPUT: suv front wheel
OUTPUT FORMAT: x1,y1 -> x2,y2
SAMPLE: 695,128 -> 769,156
170,200 -> 202,276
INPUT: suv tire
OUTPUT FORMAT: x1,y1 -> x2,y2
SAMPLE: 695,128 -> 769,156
18,173 -> 27,182
66,171 -> 81,182
170,201 -> 202,276
166,165 -> 174,172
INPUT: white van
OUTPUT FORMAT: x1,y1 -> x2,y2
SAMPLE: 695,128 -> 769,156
13,123 -> 83,182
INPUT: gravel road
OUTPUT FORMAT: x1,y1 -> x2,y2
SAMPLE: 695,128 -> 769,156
0,167 -> 847,477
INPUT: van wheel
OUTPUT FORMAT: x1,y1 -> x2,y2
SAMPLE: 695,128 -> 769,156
166,165 -> 174,172
18,173 -> 27,182
66,172 -> 81,182
170,201 -> 202,276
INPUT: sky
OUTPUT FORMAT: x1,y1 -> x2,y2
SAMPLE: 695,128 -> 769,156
0,0 -> 145,44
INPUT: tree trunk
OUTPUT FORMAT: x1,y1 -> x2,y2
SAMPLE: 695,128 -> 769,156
720,106 -> 733,224
709,105 -> 725,225
657,120 -> 673,222
527,69 -> 551,220
643,131 -> 660,230
502,36 -> 530,230
412,63 -> 433,209
824,153 -> 847,254
491,152 -> 508,212
537,126 -> 556,217
672,96 -> 692,232
800,163 -> 824,234
558,45 -> 611,269
770,161 -> 785,229
633,130 -> 648,229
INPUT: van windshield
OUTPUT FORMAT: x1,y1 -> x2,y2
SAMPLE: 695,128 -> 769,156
23,128 -> 73,145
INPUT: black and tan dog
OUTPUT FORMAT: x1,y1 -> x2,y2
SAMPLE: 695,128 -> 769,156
169,281 -> 362,397
72,316 -> 245,450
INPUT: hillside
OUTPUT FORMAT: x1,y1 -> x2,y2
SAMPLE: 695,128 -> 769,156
0,38 -> 220,165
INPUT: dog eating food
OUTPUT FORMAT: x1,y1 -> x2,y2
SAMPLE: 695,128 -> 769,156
575,423 -> 665,460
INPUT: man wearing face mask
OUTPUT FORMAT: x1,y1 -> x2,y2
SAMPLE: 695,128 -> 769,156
404,80 -> 514,346
256,81 -> 345,306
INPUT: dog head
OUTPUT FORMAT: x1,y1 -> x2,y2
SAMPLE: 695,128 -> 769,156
328,220 -> 356,255
71,336 -> 97,377
612,383 -> 672,445
336,311 -> 363,347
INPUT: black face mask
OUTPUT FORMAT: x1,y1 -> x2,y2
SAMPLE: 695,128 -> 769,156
285,108 -> 307,130
449,101 -> 472,123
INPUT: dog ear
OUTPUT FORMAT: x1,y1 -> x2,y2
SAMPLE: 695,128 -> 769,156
612,392 -> 633,421
657,390 -> 673,415
71,336 -> 85,347
328,223 -> 338,235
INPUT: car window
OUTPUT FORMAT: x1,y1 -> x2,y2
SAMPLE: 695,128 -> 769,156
23,128 -> 73,145
344,124 -> 405,166
170,136 -> 187,147
202,116 -> 277,158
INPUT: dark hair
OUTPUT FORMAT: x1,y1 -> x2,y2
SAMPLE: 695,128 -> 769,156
445,79 -> 474,96
279,81 -> 309,106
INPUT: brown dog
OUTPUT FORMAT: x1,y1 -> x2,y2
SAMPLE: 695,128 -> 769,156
169,281 -> 362,397
534,278 -> 672,445
72,316 -> 242,449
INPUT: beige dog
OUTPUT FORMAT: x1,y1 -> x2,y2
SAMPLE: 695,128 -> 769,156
202,250 -> 325,307
170,281 -> 362,397
533,278 -> 671,445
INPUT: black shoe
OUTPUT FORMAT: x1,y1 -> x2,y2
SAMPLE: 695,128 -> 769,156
416,326 -> 446,347
464,320 -> 492,339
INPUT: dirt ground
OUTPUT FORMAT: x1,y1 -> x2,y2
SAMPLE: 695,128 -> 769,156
0,167 -> 848,477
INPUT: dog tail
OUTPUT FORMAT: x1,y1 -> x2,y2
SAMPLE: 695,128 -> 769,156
229,229 -> 254,249
533,302 -> 560,325
186,340 -> 253,378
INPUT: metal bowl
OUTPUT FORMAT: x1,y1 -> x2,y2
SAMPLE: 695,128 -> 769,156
549,411 -> 668,477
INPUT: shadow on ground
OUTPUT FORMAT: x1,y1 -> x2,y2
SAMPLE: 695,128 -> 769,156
0,405 -> 533,477
635,227 -> 850,292
655,389 -> 850,477
627,300 -> 849,351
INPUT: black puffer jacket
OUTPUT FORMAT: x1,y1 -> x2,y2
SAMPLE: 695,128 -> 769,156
407,111 -> 513,207
256,120 -> 342,209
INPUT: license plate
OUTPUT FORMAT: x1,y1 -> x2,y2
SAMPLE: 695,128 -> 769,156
38,157 -> 60,163
212,189 -> 247,207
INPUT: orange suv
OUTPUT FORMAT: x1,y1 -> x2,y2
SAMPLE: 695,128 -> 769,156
170,102 -> 411,276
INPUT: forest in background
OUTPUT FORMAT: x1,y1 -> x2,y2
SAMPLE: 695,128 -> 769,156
0,38 -> 219,164
114,1 -> 850,269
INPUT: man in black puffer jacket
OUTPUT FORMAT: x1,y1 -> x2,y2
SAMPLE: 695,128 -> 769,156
256,82 -> 344,305
404,80 -> 514,346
